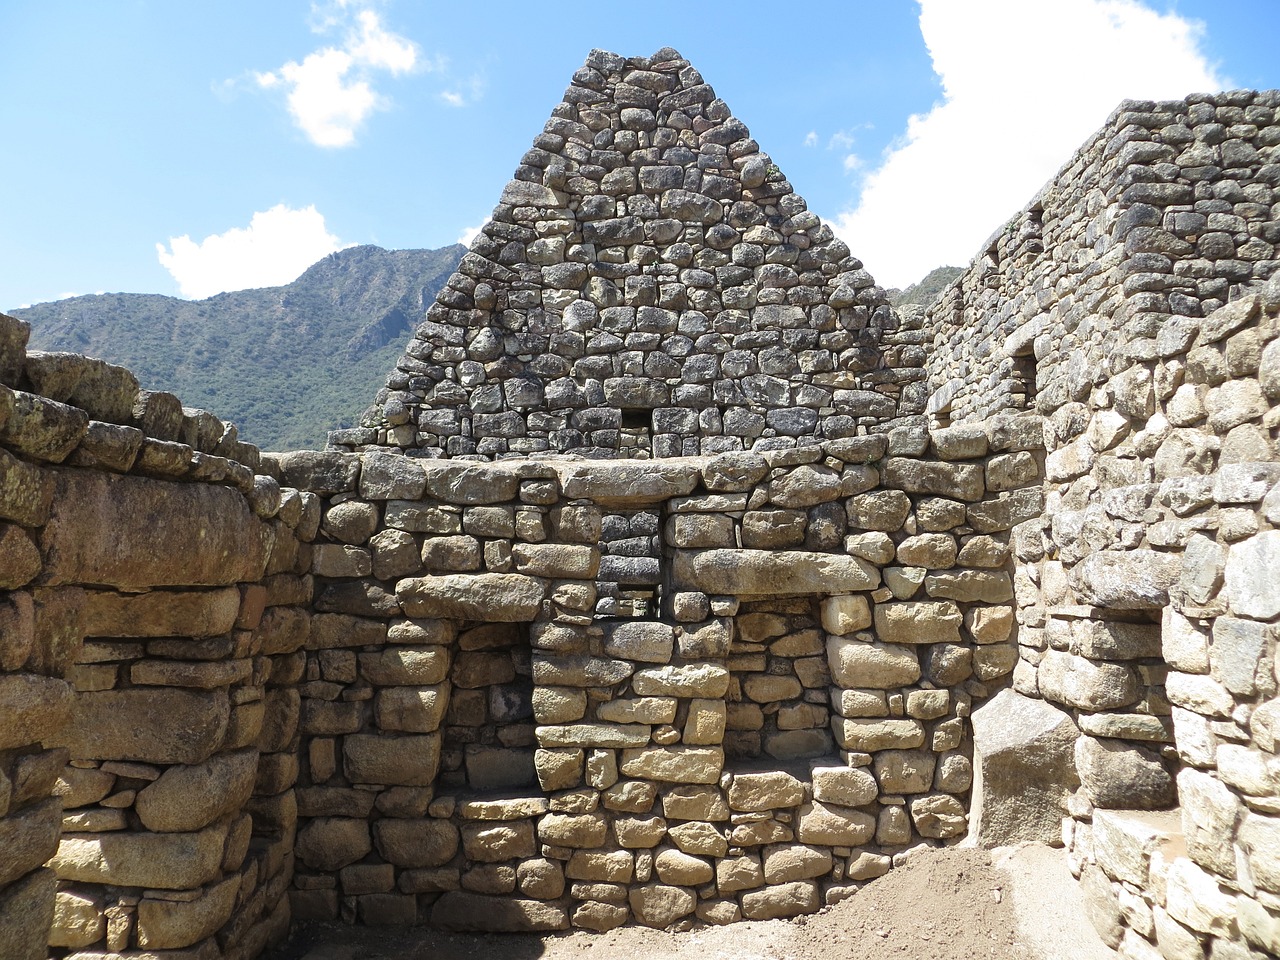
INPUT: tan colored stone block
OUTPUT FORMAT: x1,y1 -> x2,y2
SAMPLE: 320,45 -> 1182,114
136,876 -> 237,949
796,801 -> 875,845
51,821 -> 227,889
728,771 -> 805,812
682,699 -> 726,745
69,688 -> 229,764
740,880 -> 820,920
375,818 -> 457,868
619,746 -> 723,784
135,748 -> 256,832
820,595 -> 871,636
0,674 -> 72,750
629,882 -> 696,928
50,885 -> 104,948
40,469 -> 269,589
344,733 -> 439,786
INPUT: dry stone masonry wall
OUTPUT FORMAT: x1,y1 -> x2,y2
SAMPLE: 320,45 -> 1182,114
0,315 -> 318,960
2,45 -> 1280,960
276,420 -> 1037,931
333,48 -> 918,461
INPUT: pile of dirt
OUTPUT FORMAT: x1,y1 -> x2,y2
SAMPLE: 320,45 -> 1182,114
278,845 -> 1112,960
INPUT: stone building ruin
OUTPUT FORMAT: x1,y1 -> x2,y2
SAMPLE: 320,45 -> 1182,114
1,45 -> 1278,960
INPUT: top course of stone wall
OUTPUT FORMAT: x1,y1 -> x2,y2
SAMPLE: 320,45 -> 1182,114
333,47 -> 923,461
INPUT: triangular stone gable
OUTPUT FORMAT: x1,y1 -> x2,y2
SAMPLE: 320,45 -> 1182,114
354,47 -> 904,459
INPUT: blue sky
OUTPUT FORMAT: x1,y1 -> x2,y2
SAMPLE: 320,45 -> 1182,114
2,0 -> 1278,311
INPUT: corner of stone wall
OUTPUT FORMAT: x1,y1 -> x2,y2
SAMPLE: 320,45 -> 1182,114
0,311 -> 315,960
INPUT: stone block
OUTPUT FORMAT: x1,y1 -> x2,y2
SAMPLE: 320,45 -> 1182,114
1069,549 -> 1178,610
673,549 -> 879,596
795,801 -> 874,845
969,689 -> 1079,846
827,636 -> 921,688
344,733 -> 440,786
136,876 -> 237,949
135,748 -> 257,832
397,573 -> 547,620
619,746 -> 723,783
430,891 -> 569,931
375,818 -> 457,867
69,688 -> 229,764
1037,651 -> 1140,711
0,674 -> 73,750
0,867 -> 55,960
42,470 -> 269,589
1076,736 -> 1175,810
873,600 -> 963,644
51,820 -> 228,888
628,883 -> 696,928
50,885 -> 104,948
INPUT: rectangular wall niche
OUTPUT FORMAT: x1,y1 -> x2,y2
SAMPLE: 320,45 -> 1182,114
618,408 -> 652,456
726,599 -> 835,764
596,509 -> 663,618
439,622 -> 536,792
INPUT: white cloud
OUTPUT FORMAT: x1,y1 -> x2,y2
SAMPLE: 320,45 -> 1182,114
456,223 -> 483,247
842,154 -> 862,174
257,5 -> 421,148
803,131 -> 818,148
156,204 -> 349,299
832,0 -> 1224,288
439,72 -> 486,109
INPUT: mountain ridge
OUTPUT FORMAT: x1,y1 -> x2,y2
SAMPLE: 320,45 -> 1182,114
13,244 -> 464,450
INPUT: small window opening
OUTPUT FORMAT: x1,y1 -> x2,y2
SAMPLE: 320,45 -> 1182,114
618,409 -> 652,457
1011,344 -> 1038,411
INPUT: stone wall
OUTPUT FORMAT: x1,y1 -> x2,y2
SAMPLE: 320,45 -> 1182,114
923,90 -> 1280,428
0,313 -> 315,960
274,414 -> 1040,931
333,48 -> 920,461
917,86 -> 1280,959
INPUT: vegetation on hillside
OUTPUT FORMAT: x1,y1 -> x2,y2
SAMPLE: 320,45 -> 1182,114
886,266 -> 965,309
15,245 -> 464,450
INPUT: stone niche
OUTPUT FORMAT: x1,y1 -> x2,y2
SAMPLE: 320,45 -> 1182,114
727,599 -> 835,764
441,622 -> 537,792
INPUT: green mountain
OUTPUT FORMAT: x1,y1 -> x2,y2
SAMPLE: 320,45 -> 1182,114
14,244 -> 464,450
886,265 -> 965,309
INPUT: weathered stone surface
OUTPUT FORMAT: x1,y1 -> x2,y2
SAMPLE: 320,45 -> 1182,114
431,891 -> 569,931
80,587 -> 242,639
0,798 -> 62,888
835,717 -> 925,751
970,690 -> 1079,846
1223,531 -> 1280,620
619,746 -> 723,783
50,885 -> 104,948
0,448 -> 54,527
883,458 -> 985,500
344,733 -> 440,786
69,688 -> 229,764
873,601 -> 963,644
795,801 -> 875,845
629,883 -> 697,928
1070,550 -> 1178,610
820,595 -> 871,636
0,867 -> 55,960
561,462 -> 699,506
360,647 -> 450,685
136,876 -> 238,949
740,880 -> 821,920
673,549 -> 879,596
811,765 -> 878,807
51,821 -> 228,888
1076,736 -> 1175,810
827,636 -> 921,688
727,771 -> 805,812
374,819 -> 458,868
910,794 -> 968,838
375,685 -> 449,732
397,573 -> 547,620
0,674 -> 73,750
41,470 -> 270,589
135,748 -> 256,832
632,663 -> 729,698
1037,651 -> 1140,711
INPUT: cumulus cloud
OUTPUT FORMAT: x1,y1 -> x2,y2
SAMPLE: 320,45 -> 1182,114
156,204 -> 348,298
803,131 -> 819,148
455,223 -> 484,247
832,0 -> 1224,288
256,5 -> 422,147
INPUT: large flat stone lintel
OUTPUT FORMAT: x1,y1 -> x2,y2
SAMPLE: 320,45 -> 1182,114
673,549 -> 880,596
396,573 -> 547,621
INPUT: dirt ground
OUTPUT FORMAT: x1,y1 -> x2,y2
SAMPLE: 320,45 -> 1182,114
275,844 -> 1116,960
